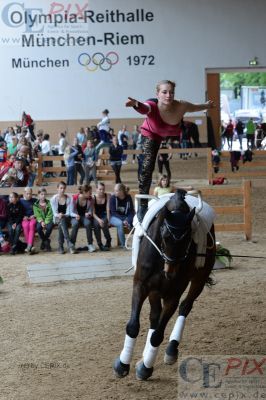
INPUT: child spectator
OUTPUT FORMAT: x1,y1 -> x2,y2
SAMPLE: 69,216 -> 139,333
109,136 -> 123,183
83,140 -> 98,186
153,175 -> 174,197
93,182 -> 112,251
14,156 -> 29,187
17,145 -> 36,187
7,192 -> 24,255
70,184 -> 95,252
64,145 -> 78,186
109,183 -> 135,248
50,181 -> 77,254
20,187 -> 37,254
73,137 -> 85,185
33,188 -> 54,251
7,136 -> 18,156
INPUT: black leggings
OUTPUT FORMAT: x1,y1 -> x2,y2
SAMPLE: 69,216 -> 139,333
139,137 -> 161,196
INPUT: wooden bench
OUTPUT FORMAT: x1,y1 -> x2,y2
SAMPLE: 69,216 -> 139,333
0,180 -> 252,243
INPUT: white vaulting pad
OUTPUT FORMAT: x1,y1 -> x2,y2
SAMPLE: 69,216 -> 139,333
27,257 -> 132,284
132,193 -> 216,269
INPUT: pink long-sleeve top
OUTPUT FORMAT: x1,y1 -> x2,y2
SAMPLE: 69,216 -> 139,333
134,100 -> 181,142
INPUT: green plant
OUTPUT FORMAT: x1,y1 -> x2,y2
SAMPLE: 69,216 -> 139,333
216,243 -> 233,267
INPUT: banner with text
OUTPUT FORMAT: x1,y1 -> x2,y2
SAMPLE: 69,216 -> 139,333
0,0 -> 177,121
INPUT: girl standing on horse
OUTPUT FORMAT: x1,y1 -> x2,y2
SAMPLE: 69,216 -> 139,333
125,80 -> 214,221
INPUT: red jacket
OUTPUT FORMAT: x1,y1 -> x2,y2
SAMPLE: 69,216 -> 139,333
22,114 -> 33,127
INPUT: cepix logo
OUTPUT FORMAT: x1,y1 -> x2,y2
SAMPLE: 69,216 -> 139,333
178,355 -> 266,399
78,52 -> 119,72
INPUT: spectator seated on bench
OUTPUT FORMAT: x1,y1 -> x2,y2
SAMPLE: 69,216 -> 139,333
70,184 -> 96,253
50,181 -> 77,254
33,187 -> 54,252
109,183 -> 135,248
93,182 -> 112,251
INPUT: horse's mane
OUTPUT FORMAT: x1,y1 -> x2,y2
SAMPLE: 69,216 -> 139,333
165,190 -> 189,212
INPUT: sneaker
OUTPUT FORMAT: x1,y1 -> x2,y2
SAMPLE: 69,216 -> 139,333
29,246 -> 38,255
99,244 -> 110,252
70,246 -> 78,254
58,246 -> 65,254
88,244 -> 96,253
25,245 -> 32,253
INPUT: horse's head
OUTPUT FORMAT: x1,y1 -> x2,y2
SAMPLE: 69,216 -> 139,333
160,189 -> 195,277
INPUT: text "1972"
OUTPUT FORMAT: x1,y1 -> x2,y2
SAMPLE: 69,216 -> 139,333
126,55 -> 155,66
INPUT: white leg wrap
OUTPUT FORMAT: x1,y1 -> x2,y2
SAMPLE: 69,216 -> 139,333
143,342 -> 159,369
169,315 -> 186,343
142,329 -> 155,358
120,334 -> 136,365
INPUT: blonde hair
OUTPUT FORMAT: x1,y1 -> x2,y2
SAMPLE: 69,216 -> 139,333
114,183 -> 129,195
64,145 -> 71,162
157,174 -> 170,188
156,80 -> 176,93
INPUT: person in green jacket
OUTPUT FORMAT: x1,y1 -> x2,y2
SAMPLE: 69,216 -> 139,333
246,118 -> 256,149
33,187 -> 54,251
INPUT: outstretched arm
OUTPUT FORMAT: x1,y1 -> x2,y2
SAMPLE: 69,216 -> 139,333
125,97 -> 150,115
184,100 -> 215,113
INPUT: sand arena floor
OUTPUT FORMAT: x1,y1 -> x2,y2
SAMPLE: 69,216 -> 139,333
0,155 -> 265,400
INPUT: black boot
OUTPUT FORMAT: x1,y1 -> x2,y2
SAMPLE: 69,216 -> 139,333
99,243 -> 110,252
105,239 -> 112,249
45,239 -> 51,252
137,203 -> 148,223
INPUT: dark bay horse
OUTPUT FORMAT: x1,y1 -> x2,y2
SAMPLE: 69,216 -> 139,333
113,189 -> 216,380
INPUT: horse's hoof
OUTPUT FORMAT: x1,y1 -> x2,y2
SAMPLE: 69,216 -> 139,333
136,361 -> 153,381
113,357 -> 130,378
164,340 -> 179,365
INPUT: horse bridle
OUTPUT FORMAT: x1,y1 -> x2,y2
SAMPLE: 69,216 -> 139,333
160,219 -> 193,264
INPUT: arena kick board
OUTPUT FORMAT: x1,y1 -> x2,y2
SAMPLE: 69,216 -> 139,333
27,257 -> 132,284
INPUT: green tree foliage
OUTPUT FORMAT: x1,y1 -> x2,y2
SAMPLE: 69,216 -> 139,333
220,72 -> 266,89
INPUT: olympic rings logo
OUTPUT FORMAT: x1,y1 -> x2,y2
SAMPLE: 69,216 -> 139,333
78,52 -> 119,72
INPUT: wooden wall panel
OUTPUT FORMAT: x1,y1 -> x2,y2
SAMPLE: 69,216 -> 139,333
206,73 -> 221,148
